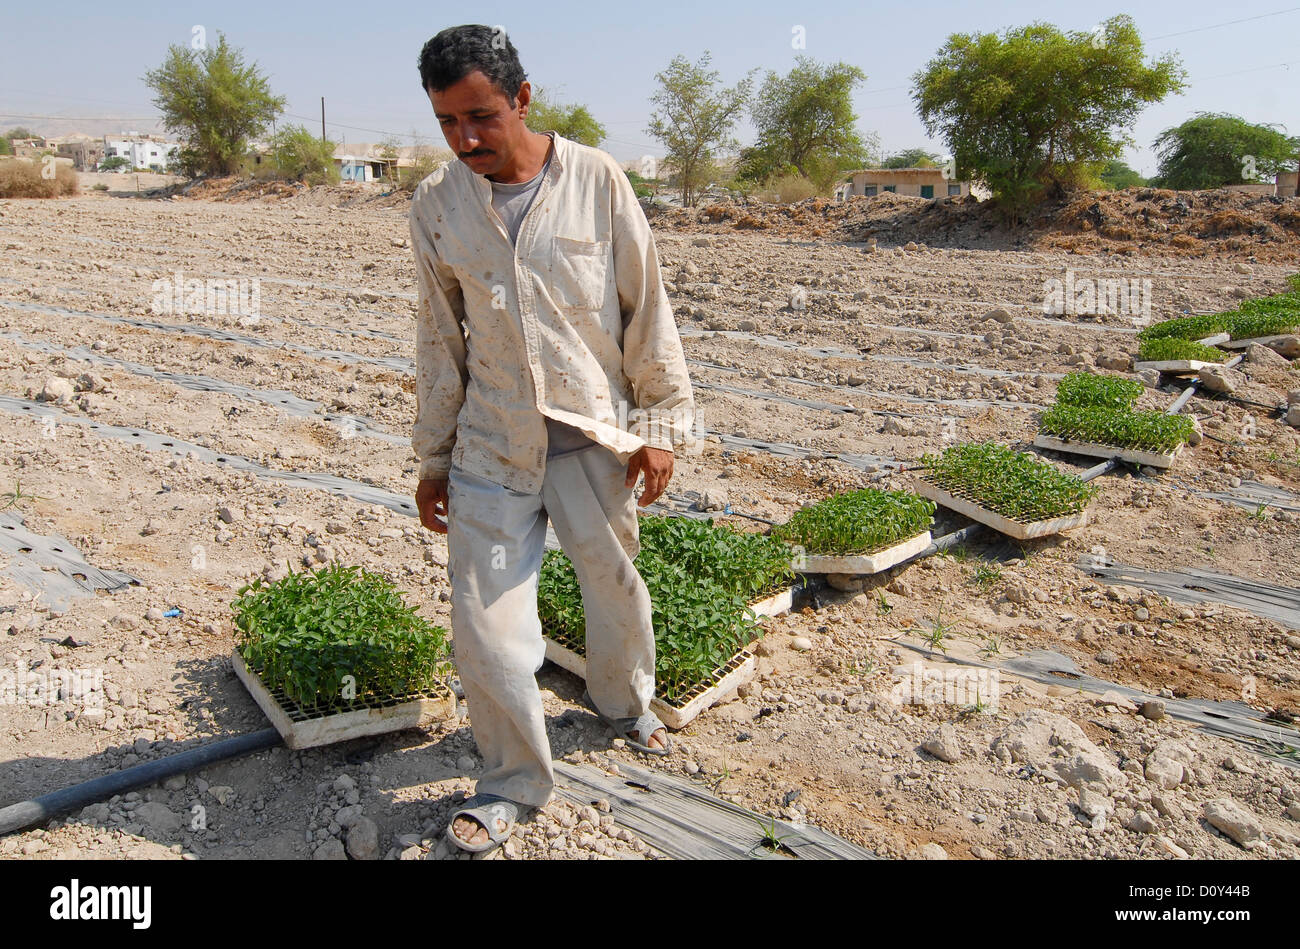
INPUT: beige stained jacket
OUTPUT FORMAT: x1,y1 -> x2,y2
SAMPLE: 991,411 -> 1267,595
408,132 -> 694,495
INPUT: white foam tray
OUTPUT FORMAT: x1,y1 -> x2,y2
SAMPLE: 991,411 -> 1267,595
233,650 -> 455,750
913,479 -> 1091,540
1034,433 -> 1182,469
794,531 -> 932,575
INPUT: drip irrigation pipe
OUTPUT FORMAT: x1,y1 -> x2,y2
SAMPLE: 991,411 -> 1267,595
0,728 -> 283,837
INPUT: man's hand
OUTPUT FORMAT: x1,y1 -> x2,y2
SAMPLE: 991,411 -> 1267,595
416,477 -> 450,533
625,446 -> 673,507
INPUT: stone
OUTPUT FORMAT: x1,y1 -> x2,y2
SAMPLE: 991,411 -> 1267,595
992,709 -> 1122,793
333,774 -> 356,793
918,842 -> 948,859
1096,352 -> 1133,372
1126,810 -> 1159,834
345,816 -> 380,860
1139,699 -> 1166,721
1187,416 -> 1204,446
1246,343 -> 1288,366
984,307 -> 1014,324
1094,690 -> 1138,712
313,838 -> 348,860
38,377 -> 75,404
1143,742 -> 1193,789
921,723 -> 963,763
790,636 -> 813,652
217,505 -> 242,524
1203,799 -> 1265,850
133,802 -> 182,834
1262,335 -> 1300,359
1137,367 -> 1162,388
1196,365 -> 1244,395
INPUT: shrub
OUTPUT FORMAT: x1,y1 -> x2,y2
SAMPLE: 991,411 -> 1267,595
232,561 -> 450,709
0,159 -> 79,198
268,124 -> 338,185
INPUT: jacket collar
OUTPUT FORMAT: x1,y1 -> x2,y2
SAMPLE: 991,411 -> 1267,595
463,130 -> 566,196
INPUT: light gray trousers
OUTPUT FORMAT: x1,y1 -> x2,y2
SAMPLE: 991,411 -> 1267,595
446,445 -> 655,807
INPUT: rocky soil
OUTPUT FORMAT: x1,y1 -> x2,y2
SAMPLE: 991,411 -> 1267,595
1,184 -> 1298,860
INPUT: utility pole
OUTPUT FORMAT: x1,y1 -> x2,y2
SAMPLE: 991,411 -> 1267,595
320,97 -> 326,144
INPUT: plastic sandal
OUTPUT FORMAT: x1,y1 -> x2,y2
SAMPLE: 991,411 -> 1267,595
583,690 -> 673,756
445,794 -> 522,854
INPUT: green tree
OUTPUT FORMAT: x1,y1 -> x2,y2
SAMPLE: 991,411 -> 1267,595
913,15 -> 1184,212
270,124 -> 338,184
882,148 -> 940,168
0,138 -> 11,156
98,155 -> 129,172
4,127 -> 37,141
1152,113 -> 1299,190
143,32 -> 285,177
647,52 -> 754,207
526,86 -> 606,147
737,57 -> 875,193
1099,158 -> 1147,189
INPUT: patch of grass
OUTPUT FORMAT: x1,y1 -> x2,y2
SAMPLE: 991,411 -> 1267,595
771,488 -> 934,556
918,606 -> 955,655
232,561 -> 451,709
1039,403 -> 1196,453
0,158 -> 79,198
919,441 -> 1099,522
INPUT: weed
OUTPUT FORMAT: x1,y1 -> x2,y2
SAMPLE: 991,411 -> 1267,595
980,635 -> 1004,657
876,592 -> 893,616
1,480 -> 49,511
750,812 -> 797,855
971,562 -> 1003,589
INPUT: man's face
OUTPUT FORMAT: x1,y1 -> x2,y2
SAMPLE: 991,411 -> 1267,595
427,70 -> 528,178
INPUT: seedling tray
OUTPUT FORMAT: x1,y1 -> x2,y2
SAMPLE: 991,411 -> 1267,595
1219,334 -> 1296,352
913,478 -> 1091,540
794,531 -> 932,575
1033,433 -> 1182,469
543,632 -> 757,730
1134,359 -> 1214,374
541,584 -> 793,729
232,649 -> 455,749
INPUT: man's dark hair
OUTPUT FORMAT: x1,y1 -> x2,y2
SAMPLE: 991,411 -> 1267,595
418,25 -> 527,103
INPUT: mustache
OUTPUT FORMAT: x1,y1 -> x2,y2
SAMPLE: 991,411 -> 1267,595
460,149 -> 492,159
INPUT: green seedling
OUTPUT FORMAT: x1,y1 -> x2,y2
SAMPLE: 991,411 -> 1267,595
971,563 -> 1003,589
919,607 -> 954,655
750,813 -> 797,856
1,480 -> 49,511
539,516 -> 794,705
232,561 -> 451,709
848,656 -> 877,677
919,442 -> 1098,523
1136,337 -> 1228,363
770,487 -> 934,556
1054,372 -> 1144,411
876,592 -> 893,616
1039,403 -> 1195,453
980,635 -> 1004,657
1250,503 -> 1269,522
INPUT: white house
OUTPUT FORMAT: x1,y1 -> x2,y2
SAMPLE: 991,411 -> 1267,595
102,135 -> 180,171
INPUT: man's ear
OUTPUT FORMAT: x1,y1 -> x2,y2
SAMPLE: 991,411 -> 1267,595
514,81 -> 532,115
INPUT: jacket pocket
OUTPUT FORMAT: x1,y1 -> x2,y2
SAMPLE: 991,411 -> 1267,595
550,235 -> 610,311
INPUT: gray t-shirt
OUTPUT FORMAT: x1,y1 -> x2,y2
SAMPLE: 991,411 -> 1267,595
489,138 -> 595,459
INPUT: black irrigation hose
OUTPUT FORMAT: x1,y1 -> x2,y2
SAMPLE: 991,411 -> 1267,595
0,728 -> 282,837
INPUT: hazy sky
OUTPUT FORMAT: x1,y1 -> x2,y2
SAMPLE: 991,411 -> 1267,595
3,0 -> 1297,175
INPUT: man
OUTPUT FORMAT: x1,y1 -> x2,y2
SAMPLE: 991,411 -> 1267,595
410,25 -> 694,854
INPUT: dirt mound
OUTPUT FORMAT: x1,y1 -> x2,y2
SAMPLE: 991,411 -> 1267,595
647,187 -> 1300,260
